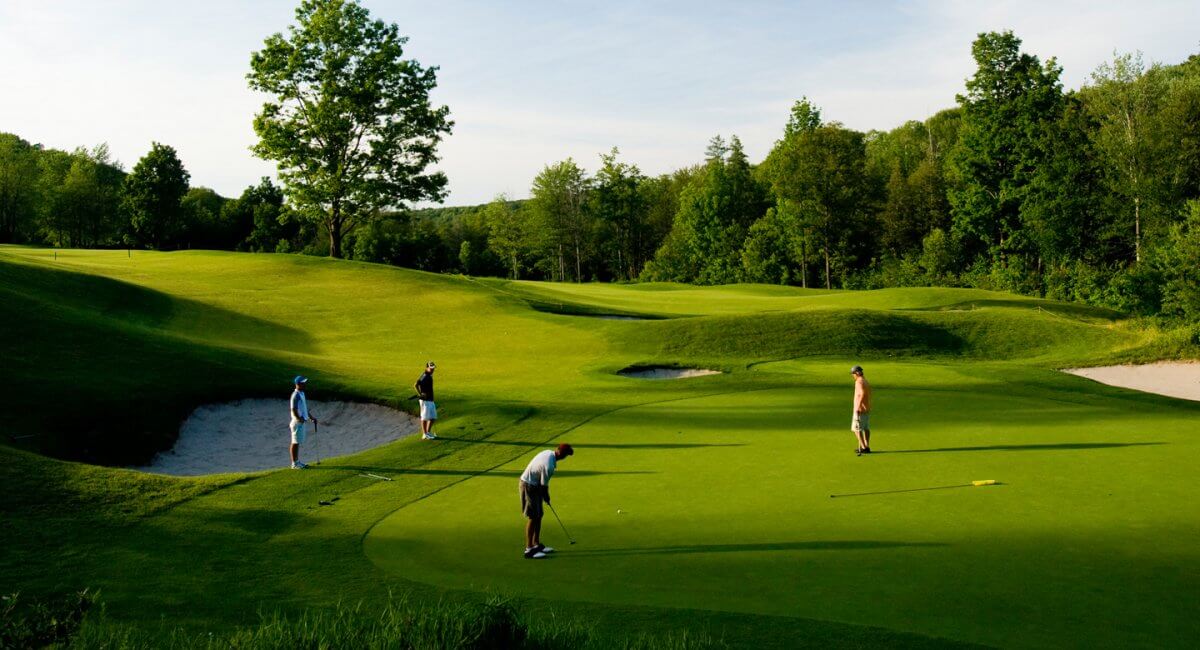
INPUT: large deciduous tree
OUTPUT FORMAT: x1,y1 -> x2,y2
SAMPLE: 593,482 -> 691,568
761,123 -> 873,289
248,0 -> 452,258
948,31 -> 1065,261
121,142 -> 190,250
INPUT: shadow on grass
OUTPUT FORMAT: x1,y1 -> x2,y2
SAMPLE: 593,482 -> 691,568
314,466 -> 657,478
435,436 -> 745,450
0,253 -> 313,348
202,508 -> 303,535
564,540 -> 947,557
880,442 -> 1165,454
829,483 -> 1003,498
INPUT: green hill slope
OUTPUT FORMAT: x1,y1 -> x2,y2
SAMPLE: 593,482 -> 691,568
1,246 -> 1196,649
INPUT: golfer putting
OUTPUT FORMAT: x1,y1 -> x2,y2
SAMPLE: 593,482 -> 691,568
414,361 -> 438,440
851,365 -> 872,456
289,375 -> 318,469
519,443 -> 574,559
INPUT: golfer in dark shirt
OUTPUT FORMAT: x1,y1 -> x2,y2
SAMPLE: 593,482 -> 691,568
415,361 -> 437,440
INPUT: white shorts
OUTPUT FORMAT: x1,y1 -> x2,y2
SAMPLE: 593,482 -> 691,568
290,420 -> 306,444
419,400 -> 437,421
851,412 -> 870,433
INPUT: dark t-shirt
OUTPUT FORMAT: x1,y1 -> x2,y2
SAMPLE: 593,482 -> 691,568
415,371 -> 434,401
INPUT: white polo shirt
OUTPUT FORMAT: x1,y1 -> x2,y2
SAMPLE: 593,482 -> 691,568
290,389 -> 308,423
520,450 -> 557,487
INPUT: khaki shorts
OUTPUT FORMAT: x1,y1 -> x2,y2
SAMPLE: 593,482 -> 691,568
852,412 -> 870,433
290,420 -> 306,444
519,480 -> 546,519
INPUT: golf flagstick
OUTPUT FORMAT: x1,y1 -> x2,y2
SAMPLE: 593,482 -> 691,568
547,502 -> 576,545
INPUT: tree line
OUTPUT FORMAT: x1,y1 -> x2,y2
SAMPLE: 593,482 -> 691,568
353,32 -> 1200,324
0,137 -> 311,253
2,26 -> 1198,325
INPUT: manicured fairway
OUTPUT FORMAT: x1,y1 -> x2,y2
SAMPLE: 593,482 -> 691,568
366,362 -> 1198,648
2,246 -> 1197,648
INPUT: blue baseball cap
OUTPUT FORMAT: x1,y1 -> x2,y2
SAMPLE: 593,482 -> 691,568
293,375 -> 308,385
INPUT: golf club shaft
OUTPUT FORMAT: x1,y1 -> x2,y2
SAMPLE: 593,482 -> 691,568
547,502 -> 575,543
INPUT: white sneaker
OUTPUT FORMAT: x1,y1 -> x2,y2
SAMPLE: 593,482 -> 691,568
422,433 -> 438,440
524,547 -> 548,559
291,462 -> 307,469
538,545 -> 556,554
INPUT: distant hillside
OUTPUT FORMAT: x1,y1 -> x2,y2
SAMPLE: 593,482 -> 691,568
406,199 -> 527,224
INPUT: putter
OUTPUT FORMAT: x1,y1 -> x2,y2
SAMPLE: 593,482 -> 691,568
547,502 -> 577,545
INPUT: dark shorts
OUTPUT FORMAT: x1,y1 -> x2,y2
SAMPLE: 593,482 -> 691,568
519,480 -> 546,519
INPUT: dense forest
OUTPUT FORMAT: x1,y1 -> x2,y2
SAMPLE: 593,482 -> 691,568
2,31 -> 1198,324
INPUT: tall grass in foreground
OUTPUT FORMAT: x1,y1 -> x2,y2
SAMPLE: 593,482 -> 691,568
63,595 -> 722,649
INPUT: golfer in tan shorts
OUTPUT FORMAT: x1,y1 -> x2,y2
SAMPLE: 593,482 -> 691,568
851,365 -> 872,456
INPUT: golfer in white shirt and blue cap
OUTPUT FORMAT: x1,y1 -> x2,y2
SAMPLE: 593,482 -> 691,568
289,375 -> 318,469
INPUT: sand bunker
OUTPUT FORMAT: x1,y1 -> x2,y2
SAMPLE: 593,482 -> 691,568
135,399 -> 419,476
1064,362 -> 1200,402
618,366 -> 724,379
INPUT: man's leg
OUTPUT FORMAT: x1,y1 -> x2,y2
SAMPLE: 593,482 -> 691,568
290,442 -> 299,463
531,515 -> 542,548
525,518 -> 536,549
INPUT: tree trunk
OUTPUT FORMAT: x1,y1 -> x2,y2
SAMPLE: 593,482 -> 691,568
801,239 -> 807,289
823,243 -> 831,290
1134,196 -> 1141,263
574,239 -> 582,283
328,227 -> 342,259
327,206 -> 343,259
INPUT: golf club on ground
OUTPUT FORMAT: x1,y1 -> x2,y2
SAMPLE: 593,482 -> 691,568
547,502 -> 576,545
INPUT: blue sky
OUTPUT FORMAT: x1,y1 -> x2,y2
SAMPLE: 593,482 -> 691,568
2,1 -> 1198,205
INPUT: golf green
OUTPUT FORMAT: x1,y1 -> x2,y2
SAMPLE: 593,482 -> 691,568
1,246 -> 1197,648
365,362 -> 1198,648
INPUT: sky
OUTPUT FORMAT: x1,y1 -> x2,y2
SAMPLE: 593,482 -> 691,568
2,1 -> 1198,206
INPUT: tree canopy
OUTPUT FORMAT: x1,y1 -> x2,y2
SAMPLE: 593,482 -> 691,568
247,0 -> 452,258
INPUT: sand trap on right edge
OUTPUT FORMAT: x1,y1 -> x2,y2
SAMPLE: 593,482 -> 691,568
1063,362 -> 1200,402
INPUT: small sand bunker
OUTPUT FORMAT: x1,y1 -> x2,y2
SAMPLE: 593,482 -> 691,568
135,399 -> 419,476
1064,362 -> 1200,402
618,366 -> 724,380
